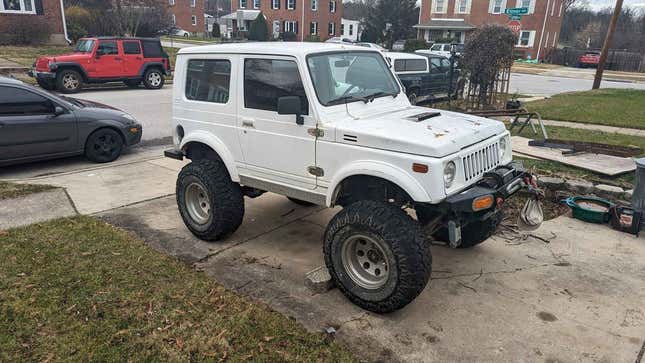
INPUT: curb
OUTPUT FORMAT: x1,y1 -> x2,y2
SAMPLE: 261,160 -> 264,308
537,175 -> 632,203
0,188 -> 77,230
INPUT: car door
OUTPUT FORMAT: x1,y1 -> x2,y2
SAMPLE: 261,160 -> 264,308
237,56 -> 316,190
0,86 -> 77,162
91,40 -> 123,78
428,57 -> 447,98
121,40 -> 145,77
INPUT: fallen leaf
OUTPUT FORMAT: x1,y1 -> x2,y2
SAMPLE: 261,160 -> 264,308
263,336 -> 274,342
176,337 -> 183,350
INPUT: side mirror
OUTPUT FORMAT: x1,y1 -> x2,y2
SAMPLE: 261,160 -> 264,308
277,96 -> 304,125
53,106 -> 65,116
95,49 -> 103,58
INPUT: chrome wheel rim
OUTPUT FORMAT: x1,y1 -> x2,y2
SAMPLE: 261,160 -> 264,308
63,74 -> 79,89
148,72 -> 162,87
185,182 -> 210,224
341,234 -> 390,290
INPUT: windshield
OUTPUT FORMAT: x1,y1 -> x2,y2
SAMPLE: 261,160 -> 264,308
307,51 -> 400,106
74,39 -> 95,53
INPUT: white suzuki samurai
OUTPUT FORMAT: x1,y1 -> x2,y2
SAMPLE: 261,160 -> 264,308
165,42 -> 531,313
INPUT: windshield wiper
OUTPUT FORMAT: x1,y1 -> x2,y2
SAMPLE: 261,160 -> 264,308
327,95 -> 369,106
364,91 -> 398,102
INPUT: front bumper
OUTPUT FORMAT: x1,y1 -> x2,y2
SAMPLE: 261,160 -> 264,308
443,161 -> 528,213
29,69 -> 56,80
123,124 -> 143,146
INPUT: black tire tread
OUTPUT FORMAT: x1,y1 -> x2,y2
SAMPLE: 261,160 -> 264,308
324,201 -> 432,313
176,159 -> 244,241
84,128 -> 124,163
56,69 -> 83,94
143,68 -> 164,89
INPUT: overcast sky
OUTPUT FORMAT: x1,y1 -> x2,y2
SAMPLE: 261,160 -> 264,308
583,0 -> 645,11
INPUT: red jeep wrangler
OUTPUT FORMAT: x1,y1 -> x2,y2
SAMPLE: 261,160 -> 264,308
30,37 -> 171,93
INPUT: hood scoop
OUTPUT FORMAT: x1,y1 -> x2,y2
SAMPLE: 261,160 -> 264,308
406,111 -> 441,122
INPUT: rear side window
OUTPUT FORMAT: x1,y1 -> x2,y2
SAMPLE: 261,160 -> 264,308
123,41 -> 141,55
0,87 -> 54,116
185,59 -> 231,104
394,59 -> 427,72
244,59 -> 309,115
142,40 -> 165,58
98,41 -> 118,55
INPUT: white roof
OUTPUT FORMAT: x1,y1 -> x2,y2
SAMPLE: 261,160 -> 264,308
220,10 -> 261,21
177,42 -> 378,57
385,52 -> 427,61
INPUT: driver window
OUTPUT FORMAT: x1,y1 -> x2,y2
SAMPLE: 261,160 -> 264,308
244,58 -> 309,115
431,44 -> 442,51
0,87 -> 54,116
97,41 -> 118,56
430,58 -> 442,73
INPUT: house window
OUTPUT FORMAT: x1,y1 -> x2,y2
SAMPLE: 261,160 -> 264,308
284,20 -> 297,33
186,60 -> 231,104
519,0 -> 530,8
433,0 -> 446,13
287,0 -> 295,10
272,0 -> 279,8
328,22 -> 335,36
457,0 -> 468,13
329,0 -> 336,13
0,0 -> 35,13
311,0 -> 317,10
253,0 -> 260,8
191,15 -> 197,26
169,0 -> 175,5
349,24 -> 353,36
517,30 -> 534,47
171,14 -> 176,24
240,0 -> 247,8
310,22 -> 318,35
553,32 -> 557,46
341,23 -> 344,35
191,0 -> 196,7
492,0 -> 503,13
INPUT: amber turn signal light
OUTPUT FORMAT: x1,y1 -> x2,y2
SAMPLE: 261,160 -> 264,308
472,195 -> 494,211
412,163 -> 428,173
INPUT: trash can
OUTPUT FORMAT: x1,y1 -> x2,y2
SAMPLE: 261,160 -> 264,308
632,158 -> 645,231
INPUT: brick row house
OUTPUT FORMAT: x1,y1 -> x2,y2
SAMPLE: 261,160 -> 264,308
167,0 -> 206,35
226,0 -> 343,41
416,0 -> 564,60
0,0 -> 69,44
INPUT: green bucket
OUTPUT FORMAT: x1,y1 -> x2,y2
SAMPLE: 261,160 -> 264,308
563,197 -> 614,224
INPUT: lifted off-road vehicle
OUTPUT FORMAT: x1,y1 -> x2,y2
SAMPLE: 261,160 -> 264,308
165,43 -> 533,313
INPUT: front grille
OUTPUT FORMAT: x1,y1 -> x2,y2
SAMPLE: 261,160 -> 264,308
462,142 -> 500,182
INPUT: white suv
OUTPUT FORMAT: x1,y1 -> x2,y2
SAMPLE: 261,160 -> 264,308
165,42 -> 530,313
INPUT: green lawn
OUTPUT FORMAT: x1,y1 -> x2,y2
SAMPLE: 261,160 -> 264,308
0,45 -> 73,67
0,181 -> 55,200
0,216 -> 355,362
526,89 -> 645,129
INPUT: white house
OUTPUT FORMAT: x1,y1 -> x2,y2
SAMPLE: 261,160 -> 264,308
341,18 -> 360,42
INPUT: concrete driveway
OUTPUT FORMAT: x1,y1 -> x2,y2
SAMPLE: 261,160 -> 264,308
3,150 -> 644,362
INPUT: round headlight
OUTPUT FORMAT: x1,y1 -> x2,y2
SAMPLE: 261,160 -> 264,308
444,161 -> 456,188
499,136 -> 509,158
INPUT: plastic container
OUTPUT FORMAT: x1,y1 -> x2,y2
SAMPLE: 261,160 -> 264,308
563,196 -> 614,224
632,158 -> 645,230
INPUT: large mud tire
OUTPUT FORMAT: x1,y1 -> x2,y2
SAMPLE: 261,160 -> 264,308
324,201 -> 432,313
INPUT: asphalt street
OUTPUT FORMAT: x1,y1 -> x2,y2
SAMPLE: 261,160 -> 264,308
71,74 -> 644,143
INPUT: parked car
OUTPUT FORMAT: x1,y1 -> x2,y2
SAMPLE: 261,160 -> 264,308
577,51 -> 601,68
325,37 -> 355,44
30,37 -> 171,93
164,42 -> 531,313
168,27 -> 191,37
355,42 -> 387,52
387,52 -> 460,105
417,43 -> 464,58
0,77 -> 142,166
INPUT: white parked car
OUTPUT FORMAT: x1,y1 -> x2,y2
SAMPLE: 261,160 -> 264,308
170,27 -> 191,38
417,43 -> 464,58
355,42 -> 386,52
165,42 -> 531,313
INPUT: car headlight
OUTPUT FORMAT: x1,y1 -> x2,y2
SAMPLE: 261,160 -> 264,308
499,136 -> 509,158
444,161 -> 456,188
121,113 -> 137,122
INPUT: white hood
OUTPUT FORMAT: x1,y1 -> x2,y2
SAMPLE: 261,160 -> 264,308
326,103 -> 506,158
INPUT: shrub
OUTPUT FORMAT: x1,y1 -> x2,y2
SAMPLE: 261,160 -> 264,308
3,16 -> 50,45
280,31 -> 297,41
305,35 -> 321,42
404,39 -> 428,52
248,13 -> 269,41
212,23 -> 221,38
67,22 -> 88,42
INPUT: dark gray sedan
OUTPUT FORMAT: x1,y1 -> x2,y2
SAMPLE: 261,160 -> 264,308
0,77 -> 142,166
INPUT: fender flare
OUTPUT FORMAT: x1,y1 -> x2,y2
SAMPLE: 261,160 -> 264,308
139,62 -> 166,77
326,160 -> 431,206
50,62 -> 89,80
179,131 -> 240,182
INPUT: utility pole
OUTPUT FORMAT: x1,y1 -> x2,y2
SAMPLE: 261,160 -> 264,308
592,0 -> 623,89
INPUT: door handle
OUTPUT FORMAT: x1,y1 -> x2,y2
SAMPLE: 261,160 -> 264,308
241,120 -> 254,128
115,57 -> 123,61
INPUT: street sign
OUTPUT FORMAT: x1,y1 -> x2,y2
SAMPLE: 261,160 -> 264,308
508,15 -> 522,20
505,7 -> 529,15
508,20 -> 522,34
